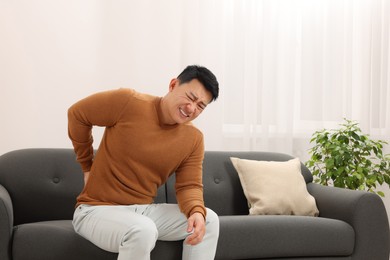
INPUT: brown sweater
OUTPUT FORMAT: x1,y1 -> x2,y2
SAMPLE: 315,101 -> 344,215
68,88 -> 206,218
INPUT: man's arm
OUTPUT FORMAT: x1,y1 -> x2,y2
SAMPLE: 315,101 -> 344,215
174,133 -> 208,245
67,88 -> 132,172
174,136 -> 207,219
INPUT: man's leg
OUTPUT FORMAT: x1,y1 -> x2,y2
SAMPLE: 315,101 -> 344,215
143,204 -> 220,260
73,204 -> 158,260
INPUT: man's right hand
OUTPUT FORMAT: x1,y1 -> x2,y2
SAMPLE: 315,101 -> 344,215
83,171 -> 90,186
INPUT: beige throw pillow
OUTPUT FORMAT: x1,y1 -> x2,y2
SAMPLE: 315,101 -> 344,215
230,157 -> 319,216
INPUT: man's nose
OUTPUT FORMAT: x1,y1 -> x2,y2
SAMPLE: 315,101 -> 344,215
185,102 -> 196,114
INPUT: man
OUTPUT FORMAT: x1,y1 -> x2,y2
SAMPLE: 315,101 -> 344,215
68,65 -> 220,260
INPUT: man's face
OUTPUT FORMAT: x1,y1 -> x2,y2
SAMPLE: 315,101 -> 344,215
162,78 -> 213,125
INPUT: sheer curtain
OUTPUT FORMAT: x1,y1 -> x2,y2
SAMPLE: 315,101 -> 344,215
1,0 -> 390,213
190,0 -> 390,161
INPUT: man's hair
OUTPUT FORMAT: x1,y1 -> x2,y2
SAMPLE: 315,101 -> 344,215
177,65 -> 219,102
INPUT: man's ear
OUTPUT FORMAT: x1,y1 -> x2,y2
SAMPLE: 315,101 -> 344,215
169,78 -> 179,91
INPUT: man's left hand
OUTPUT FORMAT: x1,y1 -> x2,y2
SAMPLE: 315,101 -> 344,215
185,212 -> 205,246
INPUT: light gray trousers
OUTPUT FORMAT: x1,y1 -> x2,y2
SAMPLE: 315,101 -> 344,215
73,203 -> 219,260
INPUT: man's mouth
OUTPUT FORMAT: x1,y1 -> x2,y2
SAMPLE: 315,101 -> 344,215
179,108 -> 189,118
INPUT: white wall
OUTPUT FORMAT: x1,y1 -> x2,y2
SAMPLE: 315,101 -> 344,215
0,0 -> 194,154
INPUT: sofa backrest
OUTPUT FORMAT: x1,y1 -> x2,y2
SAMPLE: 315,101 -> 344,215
0,149 -> 313,224
0,148 -> 167,225
167,151 -> 313,216
0,149 -> 82,225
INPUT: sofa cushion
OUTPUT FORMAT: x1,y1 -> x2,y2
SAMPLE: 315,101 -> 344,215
12,220 -> 182,260
215,215 -> 355,260
167,151 -> 314,216
230,157 -> 319,216
12,217 -> 354,260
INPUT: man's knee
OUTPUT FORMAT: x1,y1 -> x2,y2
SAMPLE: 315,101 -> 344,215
121,220 -> 158,249
205,208 -> 220,235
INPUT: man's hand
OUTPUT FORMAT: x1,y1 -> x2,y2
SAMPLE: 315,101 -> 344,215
185,212 -> 206,246
83,171 -> 90,186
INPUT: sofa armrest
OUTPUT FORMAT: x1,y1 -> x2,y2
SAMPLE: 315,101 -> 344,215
307,183 -> 390,260
0,184 -> 13,260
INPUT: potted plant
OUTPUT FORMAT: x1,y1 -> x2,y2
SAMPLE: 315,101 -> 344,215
306,118 -> 390,197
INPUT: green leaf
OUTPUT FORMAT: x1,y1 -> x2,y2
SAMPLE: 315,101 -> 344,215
325,158 -> 334,169
336,167 -> 345,175
351,132 -> 361,141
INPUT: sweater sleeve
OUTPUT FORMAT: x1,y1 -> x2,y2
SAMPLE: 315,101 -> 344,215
174,134 -> 206,218
67,88 -> 132,172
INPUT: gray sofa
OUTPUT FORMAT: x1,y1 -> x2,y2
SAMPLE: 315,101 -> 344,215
0,148 -> 389,260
